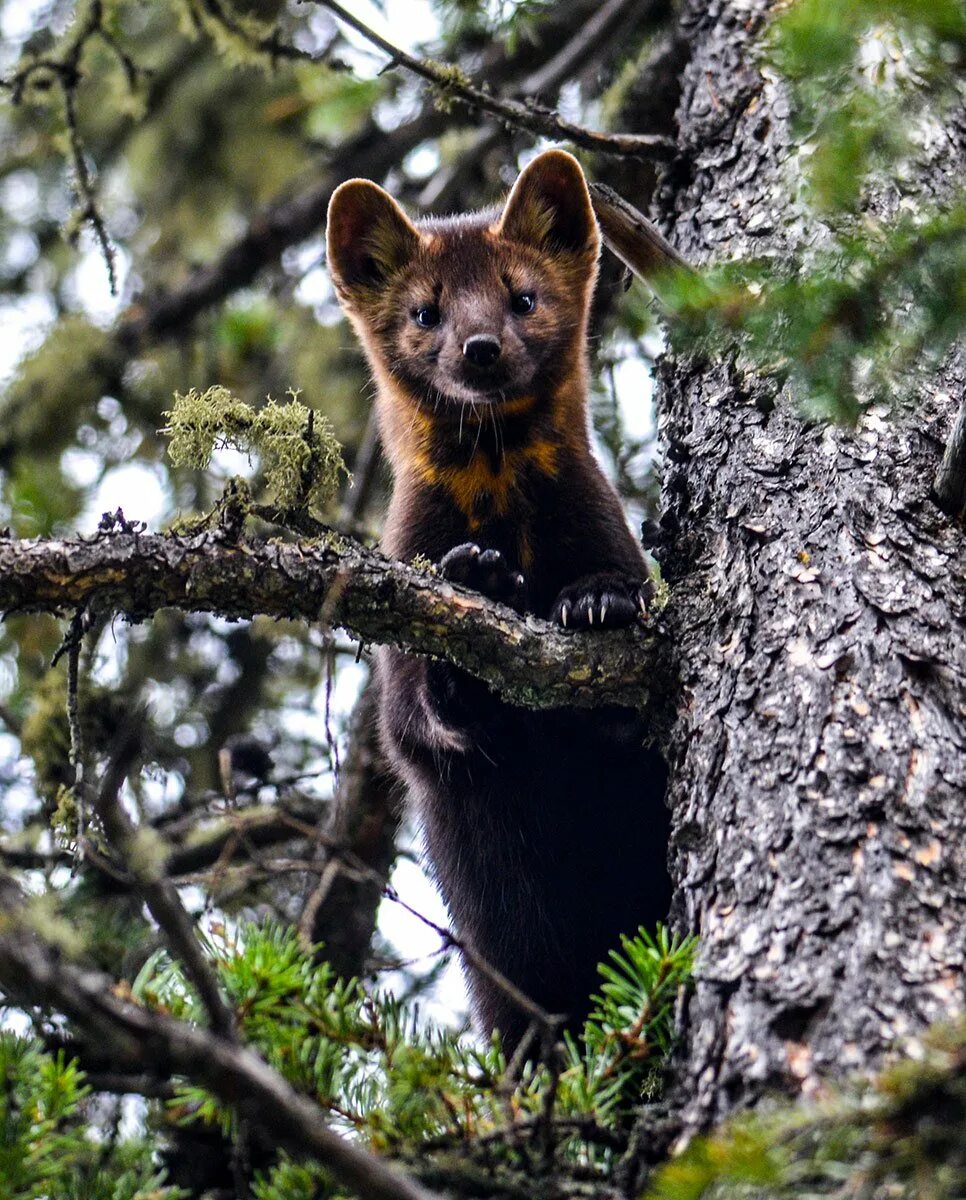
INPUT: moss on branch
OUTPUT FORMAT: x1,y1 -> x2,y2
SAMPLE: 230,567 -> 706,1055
162,386 -> 347,512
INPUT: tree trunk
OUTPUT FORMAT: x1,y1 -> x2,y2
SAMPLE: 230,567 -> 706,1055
609,0 -> 965,1132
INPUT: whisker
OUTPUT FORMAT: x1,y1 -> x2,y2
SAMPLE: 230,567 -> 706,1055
472,401 -> 485,456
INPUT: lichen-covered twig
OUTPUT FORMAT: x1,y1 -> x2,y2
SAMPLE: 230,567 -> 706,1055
64,622 -> 88,847
418,0 -> 669,210
162,386 -> 347,513
2,0 -> 124,291
384,883 -> 565,1036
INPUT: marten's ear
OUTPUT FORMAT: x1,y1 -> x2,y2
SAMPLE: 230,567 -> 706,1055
497,149 -> 599,257
327,180 -> 420,293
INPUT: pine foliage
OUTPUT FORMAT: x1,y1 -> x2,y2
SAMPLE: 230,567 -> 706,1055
0,1034 -> 180,1200
1,922 -> 695,1198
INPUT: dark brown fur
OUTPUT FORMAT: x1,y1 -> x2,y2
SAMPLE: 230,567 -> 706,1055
328,151 -> 670,1048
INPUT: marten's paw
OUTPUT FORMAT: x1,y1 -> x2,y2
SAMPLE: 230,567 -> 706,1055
551,573 -> 654,630
440,544 -> 527,612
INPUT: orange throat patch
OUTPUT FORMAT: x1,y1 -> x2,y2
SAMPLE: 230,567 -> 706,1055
399,399 -> 562,562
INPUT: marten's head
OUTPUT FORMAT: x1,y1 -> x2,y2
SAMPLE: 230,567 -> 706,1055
327,150 -> 599,429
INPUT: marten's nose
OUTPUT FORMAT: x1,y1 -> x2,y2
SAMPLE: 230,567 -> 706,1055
462,334 -> 502,369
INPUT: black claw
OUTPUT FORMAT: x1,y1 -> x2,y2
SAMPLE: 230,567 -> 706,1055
440,544 -> 527,611
551,573 -> 651,631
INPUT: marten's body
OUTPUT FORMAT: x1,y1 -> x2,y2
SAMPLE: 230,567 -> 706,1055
328,151 -> 670,1048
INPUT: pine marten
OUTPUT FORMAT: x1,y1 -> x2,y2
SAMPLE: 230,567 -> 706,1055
327,150 -> 670,1049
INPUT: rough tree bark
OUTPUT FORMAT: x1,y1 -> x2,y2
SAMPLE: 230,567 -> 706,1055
607,0 -> 966,1135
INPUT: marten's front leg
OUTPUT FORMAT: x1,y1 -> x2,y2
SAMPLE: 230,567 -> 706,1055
439,544 -> 527,612
380,545 -> 525,772
427,543 -> 526,732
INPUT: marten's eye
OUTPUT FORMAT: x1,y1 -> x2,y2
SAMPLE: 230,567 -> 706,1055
511,291 -> 536,315
414,304 -> 440,328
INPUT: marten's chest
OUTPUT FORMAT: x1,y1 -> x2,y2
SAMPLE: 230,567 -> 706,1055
389,424 -> 569,567
421,450 -> 561,570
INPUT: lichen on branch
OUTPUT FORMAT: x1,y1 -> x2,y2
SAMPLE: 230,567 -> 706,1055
162,386 -> 348,512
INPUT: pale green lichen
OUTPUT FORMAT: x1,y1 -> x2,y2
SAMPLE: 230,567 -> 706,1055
409,552 -> 435,573
128,826 -> 167,883
167,476 -> 253,538
22,894 -> 86,958
650,574 -> 671,616
52,785 -> 79,844
162,386 -> 347,513
319,526 -> 348,554
425,59 -> 472,112
20,669 -> 74,808
176,0 -> 277,71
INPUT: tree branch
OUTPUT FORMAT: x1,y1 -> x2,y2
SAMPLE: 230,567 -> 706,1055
0,530 -> 667,711
110,0 -> 640,357
90,728 -> 237,1039
0,800 -> 320,879
0,896 -> 440,1200
308,0 -> 676,160
588,183 -> 693,288
418,0 -> 670,211
164,800 -> 321,877
522,0 -> 663,99
115,114 -> 446,351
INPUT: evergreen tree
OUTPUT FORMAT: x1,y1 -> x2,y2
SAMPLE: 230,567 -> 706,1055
0,1 -> 962,1197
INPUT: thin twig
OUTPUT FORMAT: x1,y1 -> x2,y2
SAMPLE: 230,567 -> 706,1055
298,856 -> 344,950
308,0 -> 676,161
65,633 -> 87,849
90,729 -> 237,1039
61,76 -> 116,294
0,800 -> 323,877
536,1034 -> 564,1166
523,0 -> 653,97
298,685 -> 399,977
198,0 -> 350,68
3,0 -> 119,292
417,0 -> 665,211
384,884 -> 564,1037
422,1113 -> 627,1153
